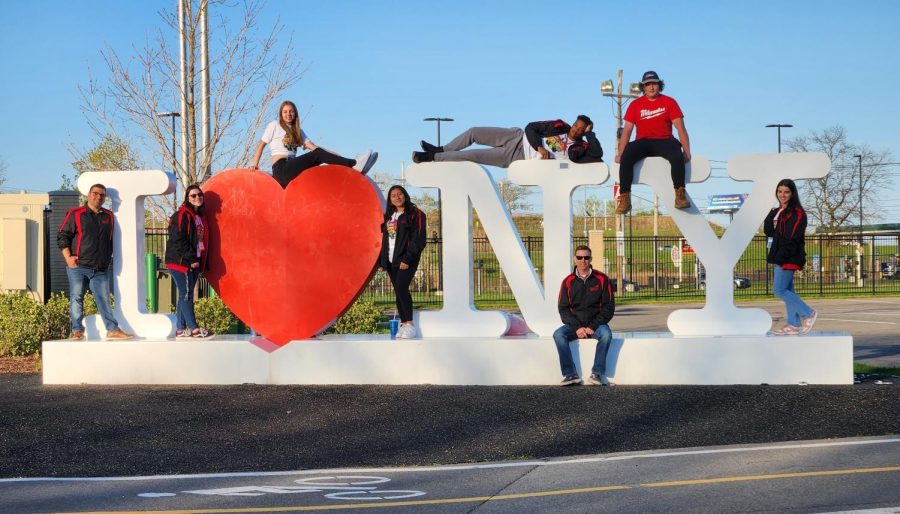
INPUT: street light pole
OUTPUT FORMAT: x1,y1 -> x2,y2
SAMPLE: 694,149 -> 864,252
601,70 -> 640,294
157,111 -> 181,206
424,117 -> 454,146
854,154 -> 863,238
765,123 -> 793,153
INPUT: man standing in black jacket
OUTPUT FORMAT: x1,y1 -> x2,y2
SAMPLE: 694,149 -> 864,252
553,245 -> 615,386
57,184 -> 133,341
412,115 -> 603,167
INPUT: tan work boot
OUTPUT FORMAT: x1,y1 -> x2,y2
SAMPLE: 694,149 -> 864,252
106,329 -> 134,341
615,192 -> 632,214
674,186 -> 690,209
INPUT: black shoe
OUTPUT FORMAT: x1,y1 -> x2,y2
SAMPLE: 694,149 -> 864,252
560,374 -> 583,386
420,140 -> 443,153
412,151 -> 434,163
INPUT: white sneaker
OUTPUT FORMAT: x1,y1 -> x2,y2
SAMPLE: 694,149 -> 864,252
353,150 -> 378,175
396,323 -> 417,339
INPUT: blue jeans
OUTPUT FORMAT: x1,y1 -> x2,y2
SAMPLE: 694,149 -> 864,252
552,324 -> 612,377
773,265 -> 813,327
170,268 -> 199,331
66,266 -> 118,332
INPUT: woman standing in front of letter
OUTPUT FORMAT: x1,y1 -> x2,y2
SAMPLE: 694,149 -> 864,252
765,179 -> 817,336
166,184 -> 213,339
380,185 -> 426,339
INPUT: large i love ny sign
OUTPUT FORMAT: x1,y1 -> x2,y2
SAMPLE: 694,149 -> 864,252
77,151 -> 828,346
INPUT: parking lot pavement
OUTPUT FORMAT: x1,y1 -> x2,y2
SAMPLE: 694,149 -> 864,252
613,297 -> 900,367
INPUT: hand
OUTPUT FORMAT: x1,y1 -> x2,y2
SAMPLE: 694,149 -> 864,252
576,327 -> 587,339
399,262 -> 409,270
586,123 -> 593,133
584,327 -> 594,336
615,153 -> 622,164
377,267 -> 384,272
538,147 -> 551,160
65,255 -> 78,268
304,140 -> 318,151
190,262 -> 200,269
250,164 -> 259,170
683,149 -> 692,162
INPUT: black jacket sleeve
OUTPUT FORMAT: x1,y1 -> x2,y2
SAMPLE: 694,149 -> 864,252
588,277 -> 616,330
568,131 -> 604,163
557,278 -> 580,328
56,208 -> 77,251
524,119 -> 570,151
400,208 -> 427,266
763,208 -> 777,237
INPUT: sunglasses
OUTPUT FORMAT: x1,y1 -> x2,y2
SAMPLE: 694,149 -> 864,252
189,193 -> 204,198
575,255 -> 592,261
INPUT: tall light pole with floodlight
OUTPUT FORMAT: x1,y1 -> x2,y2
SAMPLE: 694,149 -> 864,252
765,123 -> 793,153
424,117 -> 454,146
601,70 -> 641,294
854,154 -> 863,239
157,111 -> 181,206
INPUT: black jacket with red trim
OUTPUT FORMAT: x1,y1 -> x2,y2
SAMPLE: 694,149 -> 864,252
764,205 -> 807,268
165,205 -> 208,270
380,206 -> 427,269
557,268 -> 616,331
523,120 -> 604,163
56,205 -> 115,270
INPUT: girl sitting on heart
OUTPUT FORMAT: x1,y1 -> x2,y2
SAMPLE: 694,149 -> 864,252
250,100 -> 378,188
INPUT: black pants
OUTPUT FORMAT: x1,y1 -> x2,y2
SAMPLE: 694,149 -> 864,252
386,264 -> 417,322
272,148 -> 355,188
618,138 -> 685,193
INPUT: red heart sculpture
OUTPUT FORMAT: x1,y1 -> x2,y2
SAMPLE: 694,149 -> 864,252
202,166 -> 384,346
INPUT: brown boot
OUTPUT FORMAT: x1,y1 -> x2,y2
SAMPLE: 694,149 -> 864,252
674,187 -> 690,209
615,192 -> 632,214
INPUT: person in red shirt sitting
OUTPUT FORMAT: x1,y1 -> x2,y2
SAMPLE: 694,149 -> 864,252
614,70 -> 692,214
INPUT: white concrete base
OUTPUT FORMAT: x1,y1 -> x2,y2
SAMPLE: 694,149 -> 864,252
42,332 -> 854,385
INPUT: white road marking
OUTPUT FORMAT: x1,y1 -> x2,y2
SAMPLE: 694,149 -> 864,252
2,437 -> 899,483
819,318 -> 896,325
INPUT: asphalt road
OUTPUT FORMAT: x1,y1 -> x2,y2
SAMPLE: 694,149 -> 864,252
3,437 -> 899,513
615,297 -> 900,367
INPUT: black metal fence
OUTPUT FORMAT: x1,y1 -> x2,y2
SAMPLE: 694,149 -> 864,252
144,230 -> 900,309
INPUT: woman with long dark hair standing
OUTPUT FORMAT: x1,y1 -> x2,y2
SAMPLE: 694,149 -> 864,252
250,100 -> 378,188
165,184 -> 213,338
380,185 -> 427,339
764,178 -> 817,336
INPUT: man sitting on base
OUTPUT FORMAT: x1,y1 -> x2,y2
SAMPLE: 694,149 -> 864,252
413,115 -> 603,168
614,70 -> 692,214
553,245 -> 615,386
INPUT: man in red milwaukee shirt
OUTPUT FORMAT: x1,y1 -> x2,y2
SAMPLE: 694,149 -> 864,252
614,70 -> 692,214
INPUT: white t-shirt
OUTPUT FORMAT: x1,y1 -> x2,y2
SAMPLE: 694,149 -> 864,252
260,120 -> 309,160
386,211 -> 401,263
522,132 -> 574,161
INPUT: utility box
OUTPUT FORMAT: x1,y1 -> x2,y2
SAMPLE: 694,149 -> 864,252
0,193 -> 50,300
47,191 -> 81,299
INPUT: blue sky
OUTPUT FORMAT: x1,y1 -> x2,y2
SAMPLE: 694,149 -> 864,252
1,0 -> 898,221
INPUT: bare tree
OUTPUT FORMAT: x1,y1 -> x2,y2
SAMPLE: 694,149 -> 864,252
497,178 -> 532,215
76,0 -> 304,207
411,191 -> 439,215
0,156 -> 7,188
785,126 -> 893,233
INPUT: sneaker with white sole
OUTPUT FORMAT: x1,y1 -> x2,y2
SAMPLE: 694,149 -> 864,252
560,374 -> 582,386
396,323 -> 417,339
771,324 -> 800,336
353,150 -> 378,175
175,329 -> 192,339
801,310 -> 817,334
191,328 -> 214,339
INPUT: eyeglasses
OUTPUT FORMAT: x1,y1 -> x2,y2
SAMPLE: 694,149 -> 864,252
575,255 -> 592,261
189,193 -> 204,198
